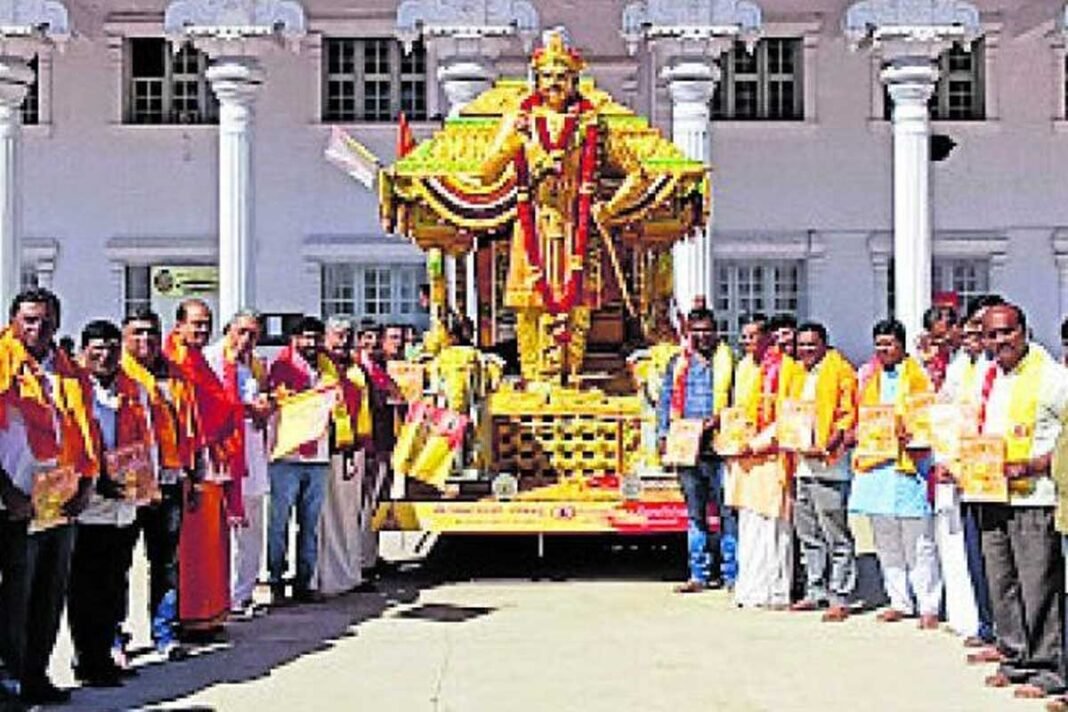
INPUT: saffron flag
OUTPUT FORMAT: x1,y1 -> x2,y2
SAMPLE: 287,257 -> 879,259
397,112 -> 416,158
324,126 -> 380,190
271,384 -> 341,460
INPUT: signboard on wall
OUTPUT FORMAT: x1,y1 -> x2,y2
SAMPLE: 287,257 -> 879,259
151,265 -> 219,334
151,266 -> 219,298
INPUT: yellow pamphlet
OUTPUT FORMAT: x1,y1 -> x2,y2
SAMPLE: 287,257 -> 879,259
904,392 -> 936,448
387,361 -> 426,403
30,465 -> 79,533
714,406 -> 755,457
958,435 -> 1008,503
662,419 -> 704,467
777,399 -> 816,452
105,441 -> 159,505
856,405 -> 898,462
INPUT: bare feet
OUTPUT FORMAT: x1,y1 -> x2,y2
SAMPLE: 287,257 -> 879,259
917,614 -> 939,630
876,608 -> 906,623
822,605 -> 849,622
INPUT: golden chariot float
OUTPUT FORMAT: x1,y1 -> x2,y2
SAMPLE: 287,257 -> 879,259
369,30 -> 710,534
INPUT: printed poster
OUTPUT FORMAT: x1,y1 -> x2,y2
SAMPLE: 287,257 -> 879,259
856,405 -> 898,462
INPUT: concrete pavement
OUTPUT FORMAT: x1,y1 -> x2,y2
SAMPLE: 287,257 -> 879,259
33,535 -> 1050,712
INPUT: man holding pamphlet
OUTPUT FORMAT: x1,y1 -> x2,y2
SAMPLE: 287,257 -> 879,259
657,308 -> 733,593
0,289 -> 98,705
783,322 -> 858,622
68,320 -> 153,687
725,313 -> 804,609
848,319 -> 942,629
973,304 -> 1068,699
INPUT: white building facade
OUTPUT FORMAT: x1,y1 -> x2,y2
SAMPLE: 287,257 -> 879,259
13,0 -> 1068,360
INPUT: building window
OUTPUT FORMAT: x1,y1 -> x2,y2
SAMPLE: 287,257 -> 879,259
711,38 -> 804,121
126,38 -> 218,125
713,260 -> 805,344
321,263 -> 428,325
124,265 -> 151,317
322,38 -> 427,123
21,265 -> 38,290
884,40 -> 984,121
884,257 -> 991,318
21,56 -> 38,126
933,258 -> 990,309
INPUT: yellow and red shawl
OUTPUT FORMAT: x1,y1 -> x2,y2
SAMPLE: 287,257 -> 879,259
0,327 -> 99,478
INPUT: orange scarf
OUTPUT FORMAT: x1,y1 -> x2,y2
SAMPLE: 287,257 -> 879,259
164,330 -> 245,516
121,351 -> 198,470
0,328 -> 98,477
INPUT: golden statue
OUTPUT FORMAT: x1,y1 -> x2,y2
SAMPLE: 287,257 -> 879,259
379,28 -> 708,384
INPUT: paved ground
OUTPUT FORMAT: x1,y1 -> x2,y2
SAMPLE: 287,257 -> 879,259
18,534 -> 1050,712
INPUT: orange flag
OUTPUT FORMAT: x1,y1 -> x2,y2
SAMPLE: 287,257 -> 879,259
397,112 -> 416,158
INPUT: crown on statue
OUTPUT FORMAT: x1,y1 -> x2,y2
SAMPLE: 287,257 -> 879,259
531,29 -> 585,73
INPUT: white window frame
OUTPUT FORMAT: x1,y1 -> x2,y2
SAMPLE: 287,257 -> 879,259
711,231 -> 821,345
711,37 -> 805,122
17,50 -> 54,135
123,37 -> 217,125
22,238 -> 57,290
304,234 -> 427,324
320,262 -> 427,324
867,231 -> 1007,319
320,37 -> 428,123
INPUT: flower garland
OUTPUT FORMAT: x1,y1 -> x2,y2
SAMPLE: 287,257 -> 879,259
513,92 -> 598,315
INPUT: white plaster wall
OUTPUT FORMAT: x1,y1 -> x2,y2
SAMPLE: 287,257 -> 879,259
16,0 -> 1068,363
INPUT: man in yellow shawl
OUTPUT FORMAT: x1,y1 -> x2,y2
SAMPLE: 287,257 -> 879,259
974,304 -> 1068,699
848,318 -> 941,629
726,313 -> 804,608
786,322 -> 858,622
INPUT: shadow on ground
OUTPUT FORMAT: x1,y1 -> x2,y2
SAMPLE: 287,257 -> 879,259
53,533 -> 888,711
64,581 -> 419,712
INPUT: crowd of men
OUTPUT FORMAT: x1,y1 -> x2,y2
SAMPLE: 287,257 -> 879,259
0,288 -> 411,706
8,280 -> 1068,707
659,296 -> 1068,707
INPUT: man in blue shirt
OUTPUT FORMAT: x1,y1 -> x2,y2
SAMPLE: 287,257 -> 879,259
658,308 -> 735,592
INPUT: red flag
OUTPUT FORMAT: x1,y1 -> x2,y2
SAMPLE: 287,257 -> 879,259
397,112 -> 416,158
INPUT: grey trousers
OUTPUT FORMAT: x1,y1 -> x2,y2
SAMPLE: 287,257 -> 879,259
793,477 -> 856,606
978,504 -> 1064,692
870,514 -> 942,616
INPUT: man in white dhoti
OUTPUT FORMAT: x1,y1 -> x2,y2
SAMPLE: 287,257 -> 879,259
314,316 -> 372,596
204,309 -> 273,619
726,314 -> 804,608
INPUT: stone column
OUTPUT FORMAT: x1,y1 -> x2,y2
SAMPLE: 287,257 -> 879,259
439,57 -> 494,330
844,0 -> 980,344
884,60 -> 938,342
208,58 -> 262,324
440,54 -> 496,332
0,58 -> 32,308
664,61 -> 717,315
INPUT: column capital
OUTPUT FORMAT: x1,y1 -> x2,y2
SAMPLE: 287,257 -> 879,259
164,0 -> 307,54
395,0 -> 540,53
882,59 -> 939,108
0,0 -> 69,53
844,0 -> 982,56
621,0 -> 762,56
206,57 -> 263,106
662,61 -> 719,108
